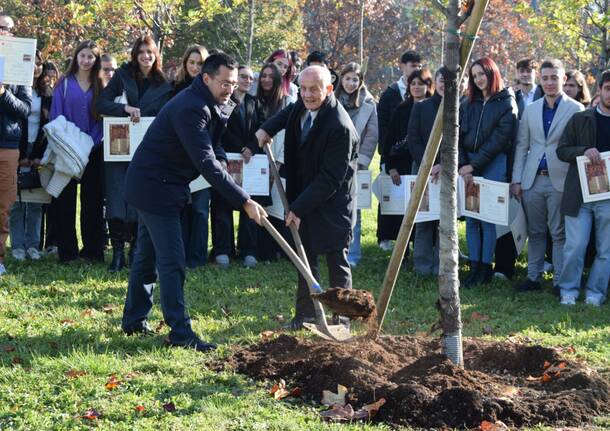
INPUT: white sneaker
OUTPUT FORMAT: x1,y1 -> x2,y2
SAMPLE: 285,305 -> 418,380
11,248 -> 26,261
243,255 -> 257,268
543,261 -> 554,273
379,240 -> 393,251
0,263 -> 6,276
560,296 -> 576,306
26,248 -> 41,260
585,297 -> 602,307
215,254 -> 230,268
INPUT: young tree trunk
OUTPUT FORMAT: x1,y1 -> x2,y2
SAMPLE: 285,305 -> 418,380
246,0 -> 255,65
358,0 -> 365,66
438,0 -> 463,367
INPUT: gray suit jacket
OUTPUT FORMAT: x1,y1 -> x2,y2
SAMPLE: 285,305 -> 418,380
511,94 -> 584,192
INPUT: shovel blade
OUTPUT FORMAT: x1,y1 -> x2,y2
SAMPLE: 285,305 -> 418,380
303,322 -> 352,342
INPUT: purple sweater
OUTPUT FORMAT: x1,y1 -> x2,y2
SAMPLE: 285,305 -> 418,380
49,75 -> 102,146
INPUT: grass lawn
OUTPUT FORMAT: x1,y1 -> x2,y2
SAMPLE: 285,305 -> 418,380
1,185 -> 609,430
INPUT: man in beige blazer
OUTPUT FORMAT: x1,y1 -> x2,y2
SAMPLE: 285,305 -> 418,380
511,59 -> 584,292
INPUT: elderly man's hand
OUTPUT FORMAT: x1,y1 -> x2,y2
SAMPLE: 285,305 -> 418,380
255,129 -> 272,149
285,211 -> 301,229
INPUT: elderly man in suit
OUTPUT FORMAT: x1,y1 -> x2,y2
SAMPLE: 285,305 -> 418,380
256,65 -> 359,330
511,59 -> 584,293
122,53 -> 267,352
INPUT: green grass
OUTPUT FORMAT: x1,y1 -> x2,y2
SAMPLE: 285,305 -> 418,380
1,189 -> 609,430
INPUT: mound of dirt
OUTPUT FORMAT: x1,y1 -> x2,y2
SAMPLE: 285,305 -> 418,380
222,335 -> 610,429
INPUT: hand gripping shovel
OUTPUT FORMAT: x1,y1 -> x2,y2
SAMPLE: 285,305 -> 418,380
262,143 -> 351,342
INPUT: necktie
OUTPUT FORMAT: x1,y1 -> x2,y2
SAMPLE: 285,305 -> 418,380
301,112 -> 312,144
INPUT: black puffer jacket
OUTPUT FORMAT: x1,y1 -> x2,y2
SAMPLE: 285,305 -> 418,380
458,87 -> 518,174
0,85 -> 32,150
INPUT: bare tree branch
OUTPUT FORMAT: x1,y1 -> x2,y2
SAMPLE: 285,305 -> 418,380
432,0 -> 450,17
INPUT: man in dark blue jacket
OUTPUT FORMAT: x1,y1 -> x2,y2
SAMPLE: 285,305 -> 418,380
122,53 -> 267,352
0,13 -> 32,277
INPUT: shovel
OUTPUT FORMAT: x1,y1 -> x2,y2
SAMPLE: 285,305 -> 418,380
260,217 -> 351,342
262,143 -> 351,342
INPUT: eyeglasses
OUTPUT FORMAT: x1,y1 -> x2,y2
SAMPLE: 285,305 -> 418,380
102,67 -> 115,73
211,77 -> 238,90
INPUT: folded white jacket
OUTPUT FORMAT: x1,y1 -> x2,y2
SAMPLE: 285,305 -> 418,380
40,115 -> 94,197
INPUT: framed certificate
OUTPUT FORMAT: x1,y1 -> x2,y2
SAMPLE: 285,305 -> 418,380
357,170 -> 372,209
577,151 -> 610,203
103,117 -> 154,162
458,176 -> 509,226
0,36 -> 37,86
225,153 -> 269,196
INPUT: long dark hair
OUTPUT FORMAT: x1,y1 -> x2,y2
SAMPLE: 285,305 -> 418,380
407,68 -> 434,98
565,70 -> 592,106
33,50 -> 50,97
175,44 -> 208,86
256,63 -> 284,116
335,62 -> 366,108
128,35 -> 166,85
63,40 -> 103,119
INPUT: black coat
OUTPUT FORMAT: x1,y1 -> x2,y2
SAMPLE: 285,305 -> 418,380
458,88 -> 519,175
124,75 -> 249,216
260,94 -> 359,254
377,83 -> 403,162
407,93 -> 442,168
383,99 -> 414,174
19,93 -> 52,160
221,93 -> 261,154
97,63 -> 172,117
0,84 -> 32,150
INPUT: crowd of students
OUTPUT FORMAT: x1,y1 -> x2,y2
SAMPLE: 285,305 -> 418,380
1,10 -> 609,307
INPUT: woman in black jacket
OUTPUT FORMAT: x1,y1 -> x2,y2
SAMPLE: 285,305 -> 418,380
380,68 -> 433,249
9,51 -> 52,261
97,35 -> 172,271
458,57 -> 518,286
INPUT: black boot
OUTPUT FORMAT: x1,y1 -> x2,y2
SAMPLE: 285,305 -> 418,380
463,261 -> 480,288
125,221 -> 137,267
474,263 -> 494,285
108,219 -> 126,272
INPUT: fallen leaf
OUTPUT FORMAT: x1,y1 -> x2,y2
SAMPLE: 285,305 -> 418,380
155,320 -> 166,333
471,312 -> 490,322
2,345 -> 15,352
558,362 -> 567,369
81,309 -> 93,317
289,387 -> 302,397
353,398 -> 386,419
65,369 -> 87,378
260,331 -> 275,342
79,408 -> 101,420
541,373 -> 552,383
320,403 -> 354,421
479,420 -> 509,431
321,384 -> 348,407
499,386 -> 519,397
105,375 -> 121,390
11,356 -> 23,365
134,405 -> 145,412
162,402 -> 176,412
270,379 -> 290,400
544,360 -> 552,369
102,304 -> 115,314
566,346 -> 576,354
526,375 -> 539,381
60,319 -> 75,326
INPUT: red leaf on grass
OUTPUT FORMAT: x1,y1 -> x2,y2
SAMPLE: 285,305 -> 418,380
60,319 -> 75,326
162,402 -> 176,412
65,369 -> 87,378
290,387 -> 302,397
134,405 -> 145,412
320,403 -> 355,421
105,375 -> 121,390
353,398 -> 386,419
471,312 -> 490,322
79,408 -> 101,420
81,309 -> 93,317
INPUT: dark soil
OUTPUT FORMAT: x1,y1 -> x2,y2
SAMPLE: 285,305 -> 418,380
222,335 -> 610,429
312,288 -> 377,321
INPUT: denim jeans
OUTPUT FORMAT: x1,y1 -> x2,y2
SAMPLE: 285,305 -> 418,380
181,189 -> 210,268
558,201 -> 610,303
122,209 -> 195,343
9,201 -> 42,250
347,209 -> 362,265
465,152 -> 506,264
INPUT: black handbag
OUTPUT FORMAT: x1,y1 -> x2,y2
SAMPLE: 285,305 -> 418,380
17,167 -> 42,190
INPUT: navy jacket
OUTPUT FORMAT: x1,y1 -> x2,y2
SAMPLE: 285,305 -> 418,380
124,75 -> 250,215
407,93 -> 442,168
0,85 -> 32,150
260,94 -> 359,254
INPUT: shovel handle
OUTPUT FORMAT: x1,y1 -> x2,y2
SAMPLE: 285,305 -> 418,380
264,143 -> 311,272
260,218 -> 321,294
